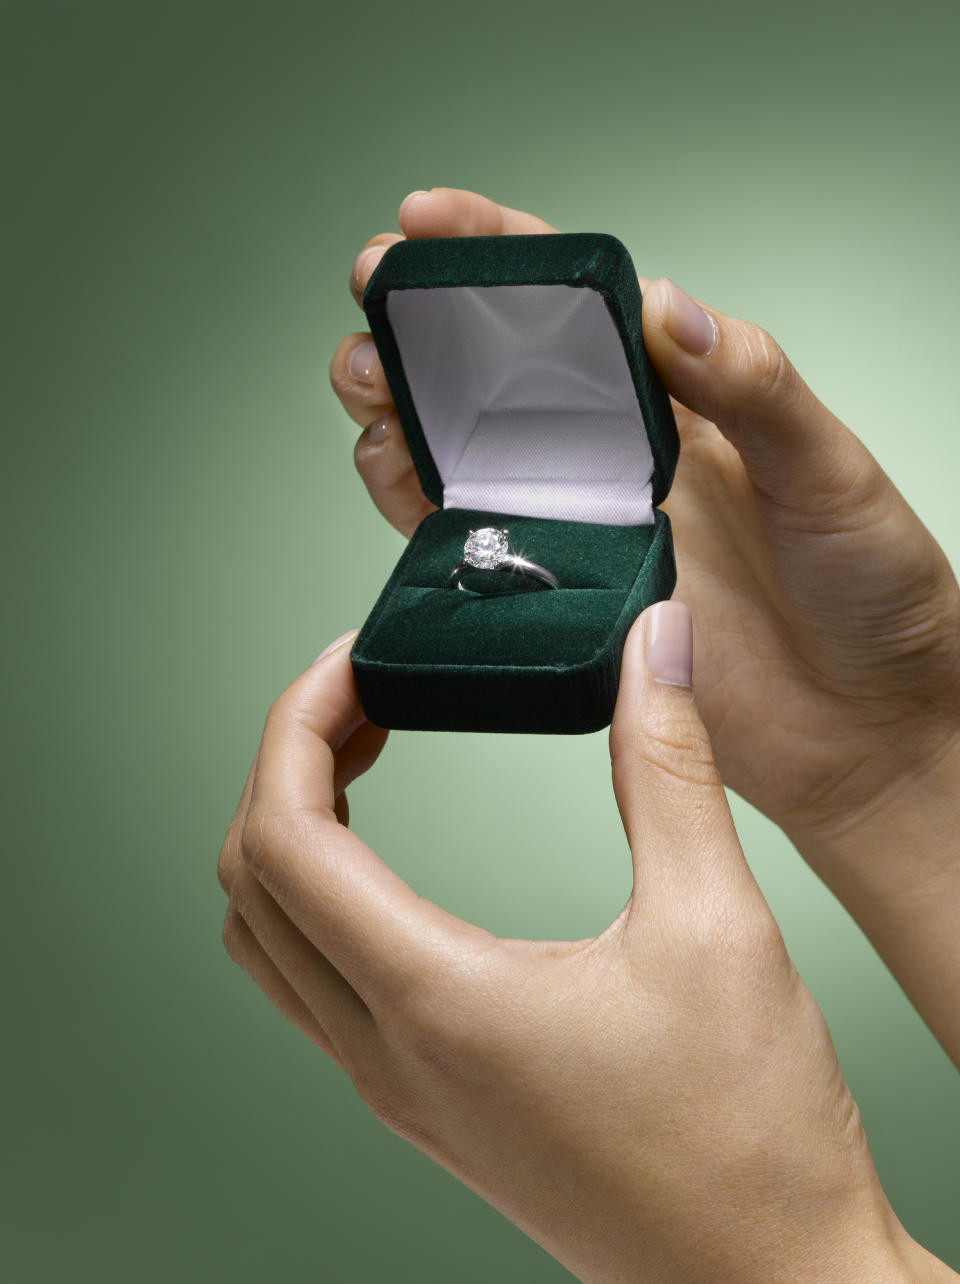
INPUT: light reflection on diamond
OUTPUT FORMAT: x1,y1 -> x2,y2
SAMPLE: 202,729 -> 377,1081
463,527 -> 509,570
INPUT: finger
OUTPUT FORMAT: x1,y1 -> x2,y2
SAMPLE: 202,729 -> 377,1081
353,413 -> 437,538
221,660 -> 382,1052
397,187 -> 559,238
222,906 -> 342,1060
243,637 -> 489,1001
227,868 -> 373,1060
347,191 -> 558,302
328,331 -> 436,537
332,716 -> 389,800
217,752 -> 259,895
609,602 -> 766,921
218,650 -> 384,894
349,232 -> 404,307
641,277 -> 882,512
218,708 -> 379,896
329,331 -> 393,428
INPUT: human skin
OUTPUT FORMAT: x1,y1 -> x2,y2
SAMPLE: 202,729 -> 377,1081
330,187 -> 960,1068
217,188 -> 960,1279
218,610 -> 955,1282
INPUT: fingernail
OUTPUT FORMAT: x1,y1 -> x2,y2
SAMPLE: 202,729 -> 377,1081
644,601 -> 693,688
352,245 -> 386,290
348,340 -> 379,384
311,630 -> 358,665
364,414 -> 392,444
661,279 -> 717,356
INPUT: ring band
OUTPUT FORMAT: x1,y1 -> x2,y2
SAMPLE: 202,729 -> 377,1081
450,527 -> 560,592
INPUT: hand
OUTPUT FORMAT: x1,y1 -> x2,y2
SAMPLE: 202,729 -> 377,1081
218,606 -> 950,1283
329,189 -> 556,537
329,187 -> 960,849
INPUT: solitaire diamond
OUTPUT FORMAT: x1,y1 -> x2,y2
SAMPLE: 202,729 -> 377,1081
463,527 -> 509,571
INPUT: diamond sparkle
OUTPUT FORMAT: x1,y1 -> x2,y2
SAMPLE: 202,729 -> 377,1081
463,527 -> 509,570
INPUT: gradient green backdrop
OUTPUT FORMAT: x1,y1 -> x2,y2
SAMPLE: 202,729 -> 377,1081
5,1 -> 960,1279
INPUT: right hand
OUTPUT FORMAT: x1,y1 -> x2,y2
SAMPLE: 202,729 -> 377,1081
221,607 -> 956,1283
328,187 -> 960,858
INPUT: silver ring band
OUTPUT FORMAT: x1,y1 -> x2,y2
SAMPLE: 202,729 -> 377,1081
449,528 -> 560,593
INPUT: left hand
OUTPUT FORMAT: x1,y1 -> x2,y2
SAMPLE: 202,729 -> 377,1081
218,607 -> 940,1283
330,188 -> 960,854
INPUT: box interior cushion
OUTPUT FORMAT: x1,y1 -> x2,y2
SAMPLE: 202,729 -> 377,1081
353,506 -> 669,671
385,284 -> 654,526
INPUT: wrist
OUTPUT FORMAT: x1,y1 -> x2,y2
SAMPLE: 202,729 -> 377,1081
712,1202 -> 955,1284
726,1190 -> 949,1284
785,723 -> 960,892
783,727 -> 960,1064
569,1206 -> 956,1284
882,1234 -> 960,1282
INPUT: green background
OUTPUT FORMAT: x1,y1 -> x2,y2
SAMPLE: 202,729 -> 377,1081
4,1 -> 959,1279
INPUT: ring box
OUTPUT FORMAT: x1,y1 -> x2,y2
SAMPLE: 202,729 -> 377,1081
349,233 -> 679,734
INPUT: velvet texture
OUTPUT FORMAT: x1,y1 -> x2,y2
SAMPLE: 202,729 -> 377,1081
352,234 -> 679,734
351,507 -> 676,734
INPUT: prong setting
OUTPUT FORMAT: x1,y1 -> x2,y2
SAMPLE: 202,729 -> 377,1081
463,527 -> 509,570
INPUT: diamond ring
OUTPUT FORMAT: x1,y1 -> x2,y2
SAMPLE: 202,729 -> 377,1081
449,527 -> 561,593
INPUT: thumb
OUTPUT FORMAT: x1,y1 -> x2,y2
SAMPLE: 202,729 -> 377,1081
641,277 -> 880,509
610,602 -> 763,921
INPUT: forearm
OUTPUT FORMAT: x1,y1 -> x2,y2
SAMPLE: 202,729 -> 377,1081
785,733 -> 960,1068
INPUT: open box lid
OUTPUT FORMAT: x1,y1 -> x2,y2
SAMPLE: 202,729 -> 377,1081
361,234 -> 679,527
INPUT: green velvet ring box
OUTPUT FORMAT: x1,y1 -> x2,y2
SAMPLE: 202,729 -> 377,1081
350,233 -> 679,735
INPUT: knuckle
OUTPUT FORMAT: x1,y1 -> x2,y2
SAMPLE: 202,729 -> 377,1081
240,802 -> 319,882
683,894 -> 787,985
740,325 -> 800,406
403,1003 -> 476,1075
258,689 -> 294,751
348,1062 -> 431,1147
359,1090 -> 435,1151
240,805 -> 285,876
221,906 -> 243,961
217,812 -> 249,893
749,326 -> 795,395
216,840 -> 234,893
628,713 -> 722,793
263,689 -> 287,731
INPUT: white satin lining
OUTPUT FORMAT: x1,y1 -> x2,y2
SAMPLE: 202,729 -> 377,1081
385,284 -> 654,525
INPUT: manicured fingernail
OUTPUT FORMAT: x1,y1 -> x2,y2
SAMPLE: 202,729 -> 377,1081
311,630 -> 358,665
364,414 -> 392,444
662,279 -> 717,356
348,340 -> 379,384
352,245 -> 386,289
644,601 -> 693,688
